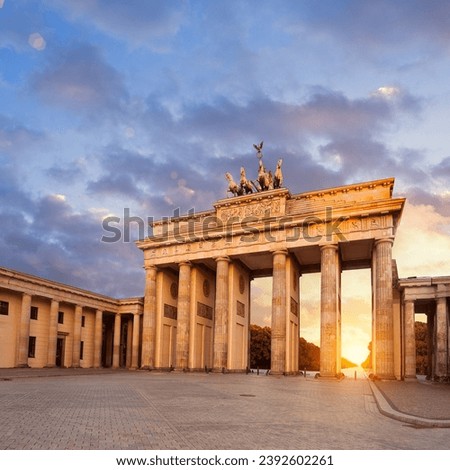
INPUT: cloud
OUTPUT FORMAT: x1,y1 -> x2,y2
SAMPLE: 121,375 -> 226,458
86,144 -> 224,215
0,163 -> 34,213
0,1 -> 47,51
0,115 -> 45,156
394,201 -> 450,277
163,87 -> 420,155
278,0 -> 450,57
431,156 -> 450,180
0,180 -> 144,296
47,0 -> 185,50
29,43 -> 128,115
78,84 -> 425,223
46,163 -> 84,183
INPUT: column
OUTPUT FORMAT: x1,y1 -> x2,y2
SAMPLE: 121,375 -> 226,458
72,305 -> 82,367
126,318 -> 133,368
17,293 -> 32,367
271,250 -> 287,375
435,297 -> 448,378
213,256 -> 230,371
426,308 -> 434,379
46,299 -> 59,367
404,300 -> 416,379
131,313 -> 140,369
94,309 -> 103,368
141,265 -> 157,369
112,313 -> 121,368
176,262 -> 192,370
373,238 -> 395,379
320,245 -> 340,377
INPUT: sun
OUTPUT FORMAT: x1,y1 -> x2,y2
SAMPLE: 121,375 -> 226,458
342,343 -> 370,366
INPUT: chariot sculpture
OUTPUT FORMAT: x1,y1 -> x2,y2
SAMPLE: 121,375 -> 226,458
225,141 -> 284,197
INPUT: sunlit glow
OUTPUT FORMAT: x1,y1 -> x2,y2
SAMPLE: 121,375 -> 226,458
53,194 -> 66,202
372,86 -> 400,99
28,33 -> 46,51
177,178 -> 195,196
341,342 -> 370,366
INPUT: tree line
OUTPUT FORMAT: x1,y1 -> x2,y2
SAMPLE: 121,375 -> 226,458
249,324 -> 356,371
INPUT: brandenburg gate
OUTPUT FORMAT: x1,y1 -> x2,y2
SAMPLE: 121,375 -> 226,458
136,147 -> 406,379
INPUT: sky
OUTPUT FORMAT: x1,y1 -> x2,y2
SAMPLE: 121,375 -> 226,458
1,0 -> 450,364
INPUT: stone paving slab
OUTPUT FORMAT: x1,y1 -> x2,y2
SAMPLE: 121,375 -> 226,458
0,370 -> 449,450
373,379 -> 450,421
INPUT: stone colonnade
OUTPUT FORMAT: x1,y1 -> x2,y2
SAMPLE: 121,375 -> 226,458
13,293 -> 141,369
0,267 -> 143,369
141,256 -> 255,372
400,277 -> 450,381
137,179 -> 406,378
140,237 -> 396,377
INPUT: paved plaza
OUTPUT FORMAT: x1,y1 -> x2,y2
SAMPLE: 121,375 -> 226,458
0,369 -> 449,450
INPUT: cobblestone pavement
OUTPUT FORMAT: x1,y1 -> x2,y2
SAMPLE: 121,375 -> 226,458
375,379 -> 450,420
0,370 -> 449,450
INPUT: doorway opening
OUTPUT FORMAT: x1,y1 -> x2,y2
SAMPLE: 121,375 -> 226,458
56,336 -> 65,367
341,268 -> 372,369
414,311 -> 428,378
299,272 -> 320,374
249,276 -> 272,371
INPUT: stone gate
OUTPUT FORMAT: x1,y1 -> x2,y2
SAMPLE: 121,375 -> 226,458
136,177 -> 406,379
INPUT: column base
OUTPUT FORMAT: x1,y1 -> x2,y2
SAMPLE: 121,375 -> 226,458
404,375 -> 417,382
16,363 -> 30,368
44,364 -> 56,368
316,372 -> 345,381
269,370 -> 285,376
375,374 -> 396,380
188,367 -> 212,373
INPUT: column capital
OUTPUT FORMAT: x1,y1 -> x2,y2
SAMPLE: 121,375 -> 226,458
271,249 -> 288,257
144,264 -> 158,272
319,243 -> 339,253
374,237 -> 394,247
215,256 -> 231,263
179,261 -> 192,268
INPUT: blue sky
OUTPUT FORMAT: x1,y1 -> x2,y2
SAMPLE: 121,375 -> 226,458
1,1 -> 450,359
